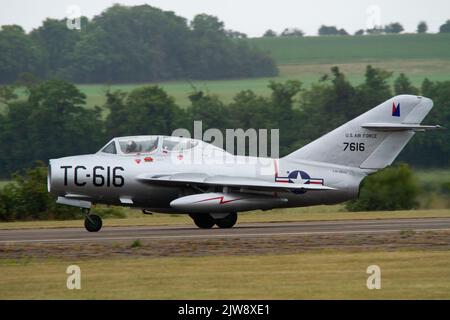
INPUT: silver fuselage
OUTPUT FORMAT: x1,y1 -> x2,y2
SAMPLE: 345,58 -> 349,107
48,138 -> 366,214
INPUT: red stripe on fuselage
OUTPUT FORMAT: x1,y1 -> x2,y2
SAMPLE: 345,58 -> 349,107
194,196 -> 242,205
308,181 -> 323,184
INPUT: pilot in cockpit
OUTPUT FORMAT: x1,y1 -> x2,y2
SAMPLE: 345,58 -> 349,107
126,140 -> 140,153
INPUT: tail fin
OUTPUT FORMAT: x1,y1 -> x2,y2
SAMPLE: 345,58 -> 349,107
284,95 -> 439,169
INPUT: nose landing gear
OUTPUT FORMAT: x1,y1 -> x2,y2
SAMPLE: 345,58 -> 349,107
82,208 -> 103,232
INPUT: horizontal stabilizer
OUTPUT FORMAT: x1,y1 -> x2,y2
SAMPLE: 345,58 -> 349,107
362,123 -> 443,131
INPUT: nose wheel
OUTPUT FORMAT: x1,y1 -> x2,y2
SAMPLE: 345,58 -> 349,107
82,208 -> 103,232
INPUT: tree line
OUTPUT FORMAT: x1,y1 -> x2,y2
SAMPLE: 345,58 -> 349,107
0,4 -> 278,84
0,65 -> 449,179
263,19 -> 450,37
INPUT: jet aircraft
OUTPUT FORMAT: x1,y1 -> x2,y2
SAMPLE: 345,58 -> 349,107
48,95 -> 441,231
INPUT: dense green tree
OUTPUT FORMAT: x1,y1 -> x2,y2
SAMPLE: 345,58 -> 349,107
417,21 -> 428,33
235,42 -> 278,77
328,67 -> 359,118
366,26 -> 384,34
0,5 -> 277,84
319,25 -> 337,35
399,79 -> 450,167
0,100 -> 34,174
0,164 -> 81,221
187,91 -> 231,133
346,164 -> 419,211
439,20 -> 450,33
0,79 -> 104,176
268,80 -> 303,154
354,29 -> 364,36
188,13 -> 277,79
188,14 -> 231,79
105,86 -> 184,137
226,91 -> 275,157
71,5 -> 192,82
384,22 -> 404,34
228,90 -> 273,129
393,73 -> 419,95
0,83 -> 18,104
268,80 -> 302,110
318,25 -> 347,36
103,90 -> 129,138
225,30 -> 247,39
355,65 -> 392,109
124,86 -> 184,135
191,14 -> 225,36
27,80 -> 104,160
263,29 -> 277,37
297,67 -> 356,145
30,18 -> 85,79
0,25 -> 43,83
280,28 -> 304,37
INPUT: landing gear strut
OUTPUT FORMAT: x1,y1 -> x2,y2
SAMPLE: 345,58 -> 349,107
189,213 -> 238,229
82,208 -> 103,232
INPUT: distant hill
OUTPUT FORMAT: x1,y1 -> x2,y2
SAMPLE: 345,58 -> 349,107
249,34 -> 450,64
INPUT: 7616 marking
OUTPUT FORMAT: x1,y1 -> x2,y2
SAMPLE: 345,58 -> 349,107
343,142 -> 365,152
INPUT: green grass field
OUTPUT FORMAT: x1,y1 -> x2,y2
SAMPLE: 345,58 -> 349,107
249,34 -> 450,64
1,250 -> 449,299
414,169 -> 450,187
75,59 -> 450,109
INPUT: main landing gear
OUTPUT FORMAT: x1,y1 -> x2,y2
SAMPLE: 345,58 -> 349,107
189,213 -> 238,229
82,208 -> 103,232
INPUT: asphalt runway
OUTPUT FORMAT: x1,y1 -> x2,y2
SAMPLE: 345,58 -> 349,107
1,217 -> 450,244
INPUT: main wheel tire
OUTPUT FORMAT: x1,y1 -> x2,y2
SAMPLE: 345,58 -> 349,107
84,214 -> 102,232
190,214 -> 215,229
215,212 -> 237,228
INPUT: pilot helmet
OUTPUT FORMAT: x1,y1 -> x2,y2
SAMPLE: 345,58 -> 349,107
126,140 -> 137,152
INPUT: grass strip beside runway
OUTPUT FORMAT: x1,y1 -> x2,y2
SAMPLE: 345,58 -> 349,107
0,250 -> 449,299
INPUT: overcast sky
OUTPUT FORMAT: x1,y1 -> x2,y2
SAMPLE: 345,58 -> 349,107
1,0 -> 449,36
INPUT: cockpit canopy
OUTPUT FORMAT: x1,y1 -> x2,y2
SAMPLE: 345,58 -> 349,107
98,135 -> 203,155
118,136 -> 159,154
